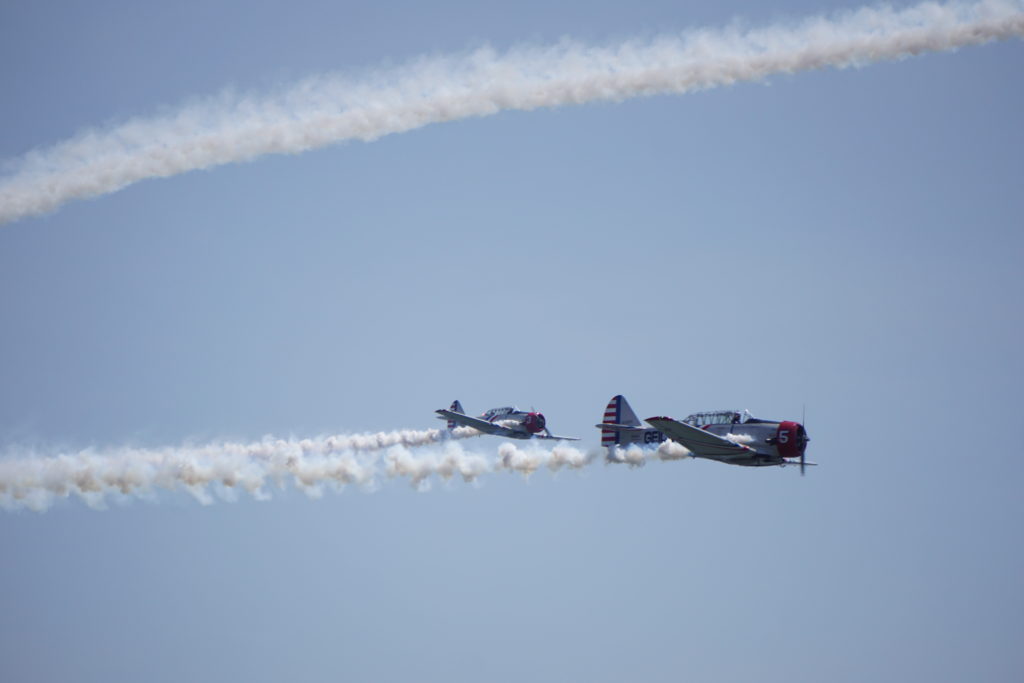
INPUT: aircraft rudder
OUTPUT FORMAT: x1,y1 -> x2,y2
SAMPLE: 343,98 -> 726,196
599,394 -> 638,446
598,394 -> 656,448
616,395 -> 641,427
447,400 -> 464,431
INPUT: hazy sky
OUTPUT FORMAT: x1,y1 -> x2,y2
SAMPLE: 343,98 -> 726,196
1,1 -> 1022,681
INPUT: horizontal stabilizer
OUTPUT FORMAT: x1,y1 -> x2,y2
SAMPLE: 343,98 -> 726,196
593,423 -> 649,432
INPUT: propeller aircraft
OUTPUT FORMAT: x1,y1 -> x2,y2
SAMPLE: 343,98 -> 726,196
597,395 -> 813,473
437,400 -> 579,441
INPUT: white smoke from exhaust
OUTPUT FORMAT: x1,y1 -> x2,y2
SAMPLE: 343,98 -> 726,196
2,0 -> 1021,225
314,425 -> 480,452
607,440 -> 694,467
384,441 -> 595,489
0,430 -> 598,512
384,442 -> 491,488
606,431 -> 758,466
495,442 -> 596,475
606,432 -> 755,465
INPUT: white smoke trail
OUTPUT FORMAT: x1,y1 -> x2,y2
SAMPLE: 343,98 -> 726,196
1,1 -> 1020,225
383,441 -> 595,488
0,431 -> 596,512
607,440 -> 694,467
313,425 -> 480,452
605,432 -> 755,466
495,441 -> 596,475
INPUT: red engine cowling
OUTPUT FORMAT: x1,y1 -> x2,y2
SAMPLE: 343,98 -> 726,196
524,412 -> 546,434
776,421 -> 807,459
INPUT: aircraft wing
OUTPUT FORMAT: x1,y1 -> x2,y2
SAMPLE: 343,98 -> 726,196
644,416 -> 755,459
535,432 -> 580,441
435,409 -> 523,438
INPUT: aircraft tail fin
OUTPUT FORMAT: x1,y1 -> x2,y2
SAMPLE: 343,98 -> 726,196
598,395 -> 664,448
599,395 -> 639,446
446,400 -> 464,431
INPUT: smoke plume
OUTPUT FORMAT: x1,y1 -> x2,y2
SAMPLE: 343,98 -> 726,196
607,440 -> 694,466
2,1 -> 1021,225
0,429 -> 598,512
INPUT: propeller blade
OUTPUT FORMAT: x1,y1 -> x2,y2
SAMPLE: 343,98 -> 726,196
801,404 -> 807,475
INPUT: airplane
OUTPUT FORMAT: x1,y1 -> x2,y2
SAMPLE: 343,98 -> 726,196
437,400 -> 579,441
596,395 -> 814,473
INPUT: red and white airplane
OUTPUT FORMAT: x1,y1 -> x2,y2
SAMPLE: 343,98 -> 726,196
437,400 -> 579,441
597,395 -> 813,473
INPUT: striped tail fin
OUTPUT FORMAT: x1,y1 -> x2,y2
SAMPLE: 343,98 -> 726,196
598,395 -> 666,448
600,395 -> 640,447
446,400 -> 464,431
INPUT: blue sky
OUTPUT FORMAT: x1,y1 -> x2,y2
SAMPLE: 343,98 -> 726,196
1,1 -> 1022,681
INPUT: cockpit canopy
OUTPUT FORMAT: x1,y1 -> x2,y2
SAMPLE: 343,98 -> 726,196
682,410 -> 754,426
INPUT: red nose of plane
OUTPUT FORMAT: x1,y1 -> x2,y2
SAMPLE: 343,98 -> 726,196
525,412 -> 546,434
776,421 -> 809,460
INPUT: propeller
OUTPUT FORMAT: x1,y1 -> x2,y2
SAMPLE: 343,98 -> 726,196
800,405 -> 808,476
